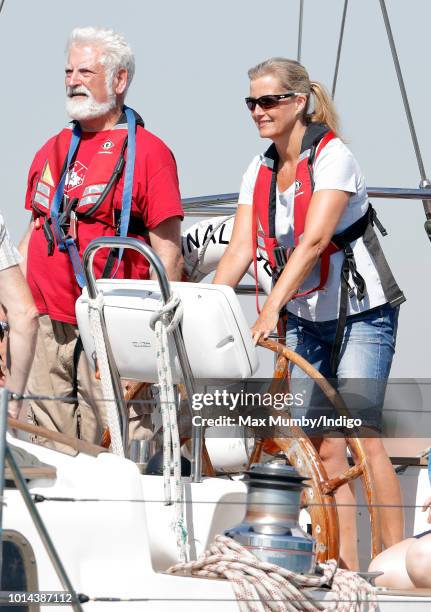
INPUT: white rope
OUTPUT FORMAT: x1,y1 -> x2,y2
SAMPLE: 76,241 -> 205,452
88,293 -> 124,457
167,535 -> 377,612
149,293 -> 189,562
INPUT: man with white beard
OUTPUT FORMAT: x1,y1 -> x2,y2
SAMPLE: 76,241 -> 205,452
19,27 -> 184,448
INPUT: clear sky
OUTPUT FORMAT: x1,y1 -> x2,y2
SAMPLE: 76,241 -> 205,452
1,0 -> 430,376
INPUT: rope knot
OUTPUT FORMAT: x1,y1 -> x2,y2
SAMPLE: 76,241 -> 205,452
88,292 -> 105,313
149,293 -> 183,332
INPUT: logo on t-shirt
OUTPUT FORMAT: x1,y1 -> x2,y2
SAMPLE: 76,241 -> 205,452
64,161 -> 87,193
102,140 -> 114,150
295,179 -> 302,192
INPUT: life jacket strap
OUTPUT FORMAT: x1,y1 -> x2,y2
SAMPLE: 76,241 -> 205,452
100,210 -> 149,279
329,204 -> 405,374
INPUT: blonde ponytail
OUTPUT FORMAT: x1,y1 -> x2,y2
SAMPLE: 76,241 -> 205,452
309,81 -> 340,136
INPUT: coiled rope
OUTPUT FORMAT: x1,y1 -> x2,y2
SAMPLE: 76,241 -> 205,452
168,535 -> 376,612
149,293 -> 189,562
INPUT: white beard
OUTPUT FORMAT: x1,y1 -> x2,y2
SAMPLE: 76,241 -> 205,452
66,85 -> 117,121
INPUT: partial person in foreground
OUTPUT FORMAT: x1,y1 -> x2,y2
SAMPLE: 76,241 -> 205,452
368,455 -> 431,588
0,211 -> 38,419
213,57 -> 405,569
20,26 -> 183,447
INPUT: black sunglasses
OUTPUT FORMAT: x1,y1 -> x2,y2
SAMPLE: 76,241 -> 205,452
245,92 -> 300,111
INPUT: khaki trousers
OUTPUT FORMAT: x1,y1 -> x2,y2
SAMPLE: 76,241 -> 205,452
27,315 -> 153,452
27,315 -> 105,449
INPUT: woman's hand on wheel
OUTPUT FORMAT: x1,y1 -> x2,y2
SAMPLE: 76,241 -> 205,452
251,306 -> 279,345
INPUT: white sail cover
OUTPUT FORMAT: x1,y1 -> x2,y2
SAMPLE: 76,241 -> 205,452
76,280 -> 258,383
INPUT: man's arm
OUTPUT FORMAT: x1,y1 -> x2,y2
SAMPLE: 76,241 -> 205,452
18,221 -> 34,277
148,216 -> 183,281
0,265 -> 38,418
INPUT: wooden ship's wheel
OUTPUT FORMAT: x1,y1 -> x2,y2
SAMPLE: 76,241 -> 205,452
248,338 -> 382,563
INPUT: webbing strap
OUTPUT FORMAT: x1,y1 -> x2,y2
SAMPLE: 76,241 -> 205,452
64,237 -> 86,288
111,106 -> 136,277
329,205 -> 405,374
49,122 -> 87,287
362,223 -> 405,307
50,123 -> 81,250
49,108 -> 137,288
330,245 -> 367,375
252,199 -> 262,314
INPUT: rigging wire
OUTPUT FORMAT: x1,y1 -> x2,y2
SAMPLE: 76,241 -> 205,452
31,494 -> 429,509
9,391 -> 431,415
0,1 -> 5,16
297,0 -> 304,62
379,0 -> 431,227
331,0 -> 349,99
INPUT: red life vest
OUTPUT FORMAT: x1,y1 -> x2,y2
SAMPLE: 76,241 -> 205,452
31,122 -> 134,228
252,123 -> 339,304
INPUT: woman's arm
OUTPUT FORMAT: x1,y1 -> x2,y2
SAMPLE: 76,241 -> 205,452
251,188 -> 350,342
213,204 -> 254,287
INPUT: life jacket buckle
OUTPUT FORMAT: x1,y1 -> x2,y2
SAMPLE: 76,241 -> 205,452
273,246 -> 288,271
42,219 -> 55,256
69,210 -> 77,241
369,204 -> 388,236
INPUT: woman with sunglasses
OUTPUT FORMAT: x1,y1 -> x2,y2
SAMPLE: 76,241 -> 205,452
213,57 -> 405,569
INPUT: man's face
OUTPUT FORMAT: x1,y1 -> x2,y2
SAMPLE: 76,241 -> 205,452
65,44 -> 116,121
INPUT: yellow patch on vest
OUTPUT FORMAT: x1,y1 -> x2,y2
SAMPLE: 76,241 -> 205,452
41,162 -> 54,186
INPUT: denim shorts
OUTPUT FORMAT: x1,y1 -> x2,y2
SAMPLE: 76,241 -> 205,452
285,303 -> 400,434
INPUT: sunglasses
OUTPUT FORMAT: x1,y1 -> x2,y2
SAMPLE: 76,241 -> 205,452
245,92 -> 300,111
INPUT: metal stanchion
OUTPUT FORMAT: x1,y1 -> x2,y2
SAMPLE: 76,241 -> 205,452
5,446 -> 85,611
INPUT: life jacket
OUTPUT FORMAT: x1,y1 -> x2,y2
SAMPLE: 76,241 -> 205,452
252,122 -> 405,373
32,125 -> 128,222
31,108 -> 146,285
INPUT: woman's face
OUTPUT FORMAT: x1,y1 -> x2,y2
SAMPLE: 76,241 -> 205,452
248,74 -> 304,141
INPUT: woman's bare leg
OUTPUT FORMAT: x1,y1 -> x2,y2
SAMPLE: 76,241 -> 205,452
406,534 -> 431,587
360,437 -> 404,548
369,538 -> 415,588
314,436 -> 359,570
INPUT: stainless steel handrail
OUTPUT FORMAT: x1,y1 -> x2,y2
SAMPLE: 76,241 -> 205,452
82,237 -> 203,482
181,187 -> 431,216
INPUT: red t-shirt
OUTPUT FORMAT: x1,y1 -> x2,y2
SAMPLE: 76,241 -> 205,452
25,126 -> 183,324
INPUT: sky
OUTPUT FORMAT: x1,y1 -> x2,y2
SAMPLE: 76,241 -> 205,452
1,0 -> 430,377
